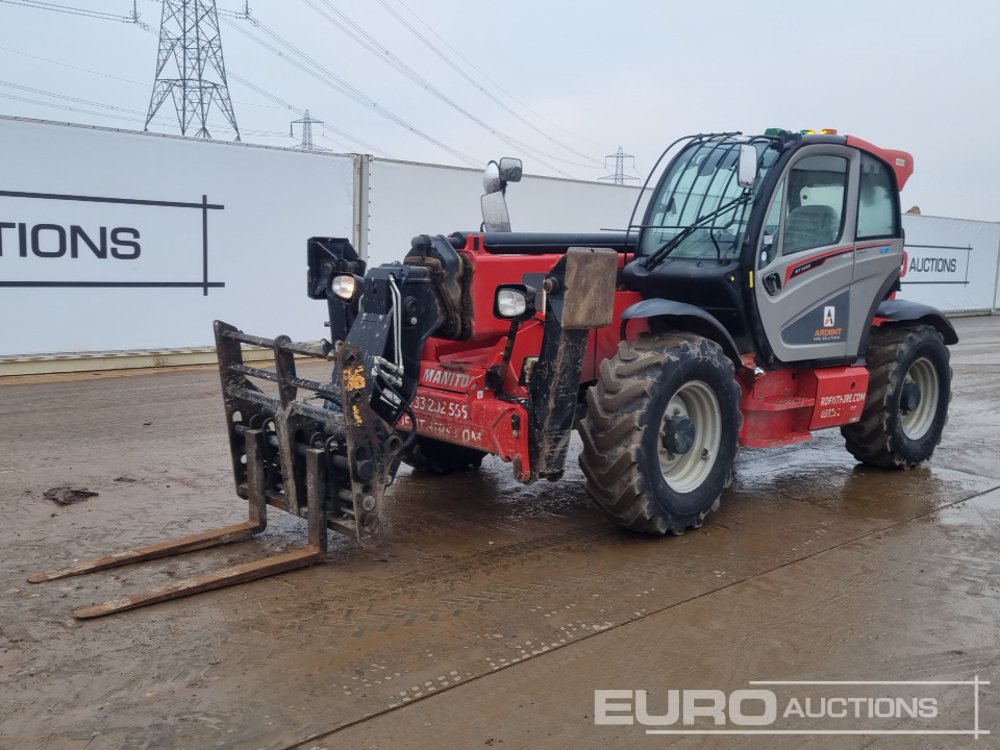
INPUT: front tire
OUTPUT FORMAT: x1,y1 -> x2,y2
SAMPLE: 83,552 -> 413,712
578,334 -> 742,535
842,324 -> 951,468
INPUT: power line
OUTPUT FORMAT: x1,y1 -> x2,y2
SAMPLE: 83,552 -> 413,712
0,0 -> 500,164
229,15 -> 475,164
0,11 -> 351,148
0,79 -> 147,116
224,71 -> 301,114
225,56 -> 395,156
0,89 -> 200,129
222,15 -> 476,165
303,0 -> 588,175
0,0 -> 153,30
0,44 -> 282,109
0,91 -> 152,124
138,23 -> 388,154
0,45 -> 144,86
126,0 -> 153,31
318,132 -> 352,152
0,79 -> 247,133
0,0 -> 132,22
1,87 -> 351,152
381,0 -> 605,150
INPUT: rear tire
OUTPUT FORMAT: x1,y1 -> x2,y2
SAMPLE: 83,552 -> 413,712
578,334 -> 742,535
842,324 -> 951,468
401,437 -> 486,475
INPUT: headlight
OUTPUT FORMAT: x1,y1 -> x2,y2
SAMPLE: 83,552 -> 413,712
331,274 -> 357,300
495,286 -> 529,319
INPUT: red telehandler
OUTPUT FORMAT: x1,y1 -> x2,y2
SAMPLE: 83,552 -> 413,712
32,129 -> 956,618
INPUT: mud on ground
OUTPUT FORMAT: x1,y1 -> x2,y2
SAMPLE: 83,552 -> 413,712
1,317 -> 998,749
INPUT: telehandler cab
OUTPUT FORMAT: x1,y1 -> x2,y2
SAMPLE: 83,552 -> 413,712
33,130 -> 956,618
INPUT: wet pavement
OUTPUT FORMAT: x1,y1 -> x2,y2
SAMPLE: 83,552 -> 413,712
1,316 -> 998,749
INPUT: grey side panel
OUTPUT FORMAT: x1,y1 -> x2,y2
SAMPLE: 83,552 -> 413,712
876,299 -> 959,345
622,299 -> 743,366
850,237 -> 904,354
781,290 -> 851,347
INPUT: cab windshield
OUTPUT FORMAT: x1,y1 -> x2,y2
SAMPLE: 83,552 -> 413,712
638,139 -> 780,261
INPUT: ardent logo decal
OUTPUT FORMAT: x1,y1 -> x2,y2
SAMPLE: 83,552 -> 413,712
422,367 -> 472,388
783,292 -> 850,347
813,305 -> 844,341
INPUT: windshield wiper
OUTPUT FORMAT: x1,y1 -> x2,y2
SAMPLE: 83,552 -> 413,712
642,190 -> 752,269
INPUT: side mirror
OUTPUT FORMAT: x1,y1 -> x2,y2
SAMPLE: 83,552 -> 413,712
482,157 -> 522,230
737,144 -> 758,189
481,192 -> 511,232
483,160 -> 503,195
498,157 -> 523,183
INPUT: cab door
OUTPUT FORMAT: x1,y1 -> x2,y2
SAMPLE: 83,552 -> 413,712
754,146 -> 859,362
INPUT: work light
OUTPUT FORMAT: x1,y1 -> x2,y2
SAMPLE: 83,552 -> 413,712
331,274 -> 358,300
495,286 -> 530,319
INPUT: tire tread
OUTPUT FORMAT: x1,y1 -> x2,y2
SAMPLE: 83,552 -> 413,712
578,334 -> 741,535
841,324 -> 951,468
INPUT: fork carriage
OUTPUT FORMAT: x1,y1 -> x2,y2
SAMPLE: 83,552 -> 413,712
29,322 -> 401,619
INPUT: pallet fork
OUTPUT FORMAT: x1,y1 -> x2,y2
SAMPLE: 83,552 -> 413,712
28,321 -> 401,619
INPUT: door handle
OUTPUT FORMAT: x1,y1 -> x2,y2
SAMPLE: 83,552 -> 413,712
763,272 -> 782,295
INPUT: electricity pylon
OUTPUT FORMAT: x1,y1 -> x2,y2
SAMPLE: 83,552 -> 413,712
145,0 -> 240,140
599,146 -> 639,184
290,110 -> 323,150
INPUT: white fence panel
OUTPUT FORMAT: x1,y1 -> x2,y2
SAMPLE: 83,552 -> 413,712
3,119 -> 997,361
899,214 -> 1000,313
364,159 -> 645,267
0,117 -> 354,355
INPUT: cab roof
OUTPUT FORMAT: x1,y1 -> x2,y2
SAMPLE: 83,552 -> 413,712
765,130 -> 914,190
845,135 -> 914,190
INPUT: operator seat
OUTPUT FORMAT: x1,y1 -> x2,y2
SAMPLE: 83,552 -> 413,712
784,204 -> 838,253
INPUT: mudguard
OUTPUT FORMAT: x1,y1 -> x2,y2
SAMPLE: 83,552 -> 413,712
876,300 -> 958,345
622,298 -> 743,367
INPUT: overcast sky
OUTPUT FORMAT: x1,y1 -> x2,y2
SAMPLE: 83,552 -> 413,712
0,0 -> 997,221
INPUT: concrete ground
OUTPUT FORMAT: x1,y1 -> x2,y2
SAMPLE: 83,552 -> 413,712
1,317 -> 998,750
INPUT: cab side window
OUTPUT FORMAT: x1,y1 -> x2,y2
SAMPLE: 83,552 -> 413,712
758,179 -> 784,268
857,154 -> 898,239
781,154 -> 850,254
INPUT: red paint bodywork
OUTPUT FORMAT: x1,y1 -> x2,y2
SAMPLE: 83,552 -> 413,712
402,233 -> 878,480
737,364 -> 869,448
846,135 -> 914,190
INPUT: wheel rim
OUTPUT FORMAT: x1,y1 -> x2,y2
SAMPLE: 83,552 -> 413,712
658,380 -> 722,493
900,357 -> 939,440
